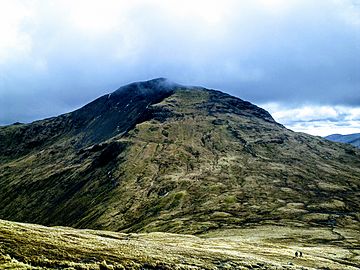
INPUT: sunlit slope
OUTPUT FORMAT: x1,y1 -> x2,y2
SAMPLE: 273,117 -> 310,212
0,219 -> 359,270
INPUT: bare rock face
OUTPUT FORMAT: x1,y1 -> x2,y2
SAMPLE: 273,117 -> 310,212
0,78 -> 359,234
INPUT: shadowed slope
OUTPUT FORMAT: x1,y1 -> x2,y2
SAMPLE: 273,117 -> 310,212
0,78 -> 175,160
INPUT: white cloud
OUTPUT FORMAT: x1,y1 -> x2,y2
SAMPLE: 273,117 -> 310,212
334,0 -> 360,26
289,122 -> 360,137
262,103 -> 360,136
0,1 -> 32,64
59,0 -> 131,35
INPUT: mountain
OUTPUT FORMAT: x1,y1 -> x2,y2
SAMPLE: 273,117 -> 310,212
0,78 -> 359,235
325,133 -> 360,148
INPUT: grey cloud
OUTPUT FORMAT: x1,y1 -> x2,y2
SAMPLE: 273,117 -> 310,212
0,1 -> 359,124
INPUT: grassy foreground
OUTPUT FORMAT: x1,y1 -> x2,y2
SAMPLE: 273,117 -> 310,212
0,219 -> 359,269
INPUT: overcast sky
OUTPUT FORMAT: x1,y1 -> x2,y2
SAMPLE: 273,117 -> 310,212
0,0 -> 359,136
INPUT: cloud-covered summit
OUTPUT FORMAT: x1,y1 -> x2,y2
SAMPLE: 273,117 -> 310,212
113,78 -> 181,96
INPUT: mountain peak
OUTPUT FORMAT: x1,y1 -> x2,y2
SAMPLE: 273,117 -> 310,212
0,80 -> 279,151
113,78 -> 181,96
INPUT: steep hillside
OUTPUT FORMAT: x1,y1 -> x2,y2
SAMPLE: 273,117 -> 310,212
0,78 -> 359,234
325,133 -> 360,148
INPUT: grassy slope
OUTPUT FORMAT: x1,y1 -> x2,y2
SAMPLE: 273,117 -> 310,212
75,89 -> 360,232
0,89 -> 359,234
0,219 -> 359,270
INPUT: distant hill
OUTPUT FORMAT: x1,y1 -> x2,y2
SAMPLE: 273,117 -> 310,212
325,133 -> 360,148
0,78 -> 359,234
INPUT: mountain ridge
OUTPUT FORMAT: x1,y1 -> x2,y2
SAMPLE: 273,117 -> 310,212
325,133 -> 360,148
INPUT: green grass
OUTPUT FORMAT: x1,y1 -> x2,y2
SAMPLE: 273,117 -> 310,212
1,219 -> 359,270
